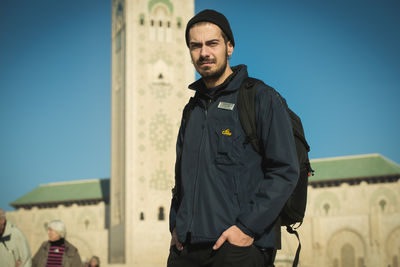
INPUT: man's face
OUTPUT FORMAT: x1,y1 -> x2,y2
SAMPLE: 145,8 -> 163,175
188,23 -> 233,81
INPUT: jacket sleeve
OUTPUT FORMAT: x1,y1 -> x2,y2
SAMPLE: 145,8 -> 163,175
71,250 -> 82,267
64,241 -> 82,267
14,227 -> 32,267
32,242 -> 47,267
236,86 -> 299,238
169,113 -> 186,234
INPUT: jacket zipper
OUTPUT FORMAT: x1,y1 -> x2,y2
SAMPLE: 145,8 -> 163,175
205,98 -> 212,116
188,98 -> 210,235
232,172 -> 241,209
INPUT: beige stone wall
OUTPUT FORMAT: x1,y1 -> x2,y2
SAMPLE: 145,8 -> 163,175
277,179 -> 400,267
8,178 -> 399,267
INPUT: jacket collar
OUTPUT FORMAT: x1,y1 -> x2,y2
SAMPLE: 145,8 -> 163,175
0,234 -> 10,242
2,221 -> 13,237
42,239 -> 76,255
188,64 -> 248,98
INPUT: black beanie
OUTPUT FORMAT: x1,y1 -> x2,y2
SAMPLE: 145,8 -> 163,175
185,9 -> 235,47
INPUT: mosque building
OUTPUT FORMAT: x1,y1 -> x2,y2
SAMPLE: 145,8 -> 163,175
9,153 -> 400,267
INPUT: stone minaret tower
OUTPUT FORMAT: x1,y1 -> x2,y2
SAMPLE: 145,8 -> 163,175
110,0 -> 194,266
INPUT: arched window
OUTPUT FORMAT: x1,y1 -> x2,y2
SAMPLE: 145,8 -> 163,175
177,17 -> 182,29
140,212 -> 145,221
149,4 -> 170,42
323,203 -> 330,215
341,243 -> 355,267
158,207 -> 165,221
358,257 -> 365,267
379,199 -> 387,212
139,14 -> 145,25
393,255 -> 398,267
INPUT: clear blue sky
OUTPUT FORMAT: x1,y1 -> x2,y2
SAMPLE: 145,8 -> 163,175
1,0 -> 399,211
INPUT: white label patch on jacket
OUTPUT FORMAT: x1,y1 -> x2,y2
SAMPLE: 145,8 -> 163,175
218,102 -> 235,110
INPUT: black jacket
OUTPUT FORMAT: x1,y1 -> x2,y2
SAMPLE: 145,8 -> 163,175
170,65 -> 299,248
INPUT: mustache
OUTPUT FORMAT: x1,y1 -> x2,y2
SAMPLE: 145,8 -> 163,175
197,57 -> 216,64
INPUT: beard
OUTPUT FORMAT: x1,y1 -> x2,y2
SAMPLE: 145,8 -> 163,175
195,50 -> 229,84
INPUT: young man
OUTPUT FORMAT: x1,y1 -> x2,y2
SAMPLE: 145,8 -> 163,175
168,10 -> 299,267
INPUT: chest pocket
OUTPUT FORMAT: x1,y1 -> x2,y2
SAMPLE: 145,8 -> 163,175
215,125 -> 241,165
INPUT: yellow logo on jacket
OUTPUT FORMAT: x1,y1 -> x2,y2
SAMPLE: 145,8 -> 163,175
222,129 -> 232,136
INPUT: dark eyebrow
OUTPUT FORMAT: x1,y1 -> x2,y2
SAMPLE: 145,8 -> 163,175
189,41 -> 202,47
189,38 -> 221,46
205,39 -> 220,45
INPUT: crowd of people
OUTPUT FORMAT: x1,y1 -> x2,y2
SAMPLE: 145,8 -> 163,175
0,208 -> 100,267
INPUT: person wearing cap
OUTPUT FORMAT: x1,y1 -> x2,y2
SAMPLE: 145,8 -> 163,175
0,208 -> 32,267
32,220 -> 82,267
168,9 -> 299,267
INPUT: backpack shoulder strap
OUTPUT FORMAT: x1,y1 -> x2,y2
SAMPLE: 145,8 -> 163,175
237,77 -> 262,154
182,92 -> 206,134
286,226 -> 302,267
183,95 -> 197,126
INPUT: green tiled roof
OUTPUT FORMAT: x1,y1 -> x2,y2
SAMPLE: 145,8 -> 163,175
10,154 -> 400,207
11,179 -> 109,207
309,154 -> 400,182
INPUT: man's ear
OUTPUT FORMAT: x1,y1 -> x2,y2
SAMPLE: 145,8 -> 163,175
227,41 -> 234,57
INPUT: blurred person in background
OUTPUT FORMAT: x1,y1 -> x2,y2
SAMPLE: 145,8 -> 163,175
0,208 -> 32,267
88,255 -> 100,267
32,219 -> 82,267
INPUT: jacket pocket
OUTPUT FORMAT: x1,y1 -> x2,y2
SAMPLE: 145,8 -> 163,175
215,125 -> 238,165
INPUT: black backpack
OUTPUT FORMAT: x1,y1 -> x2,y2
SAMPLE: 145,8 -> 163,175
237,77 -> 313,267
